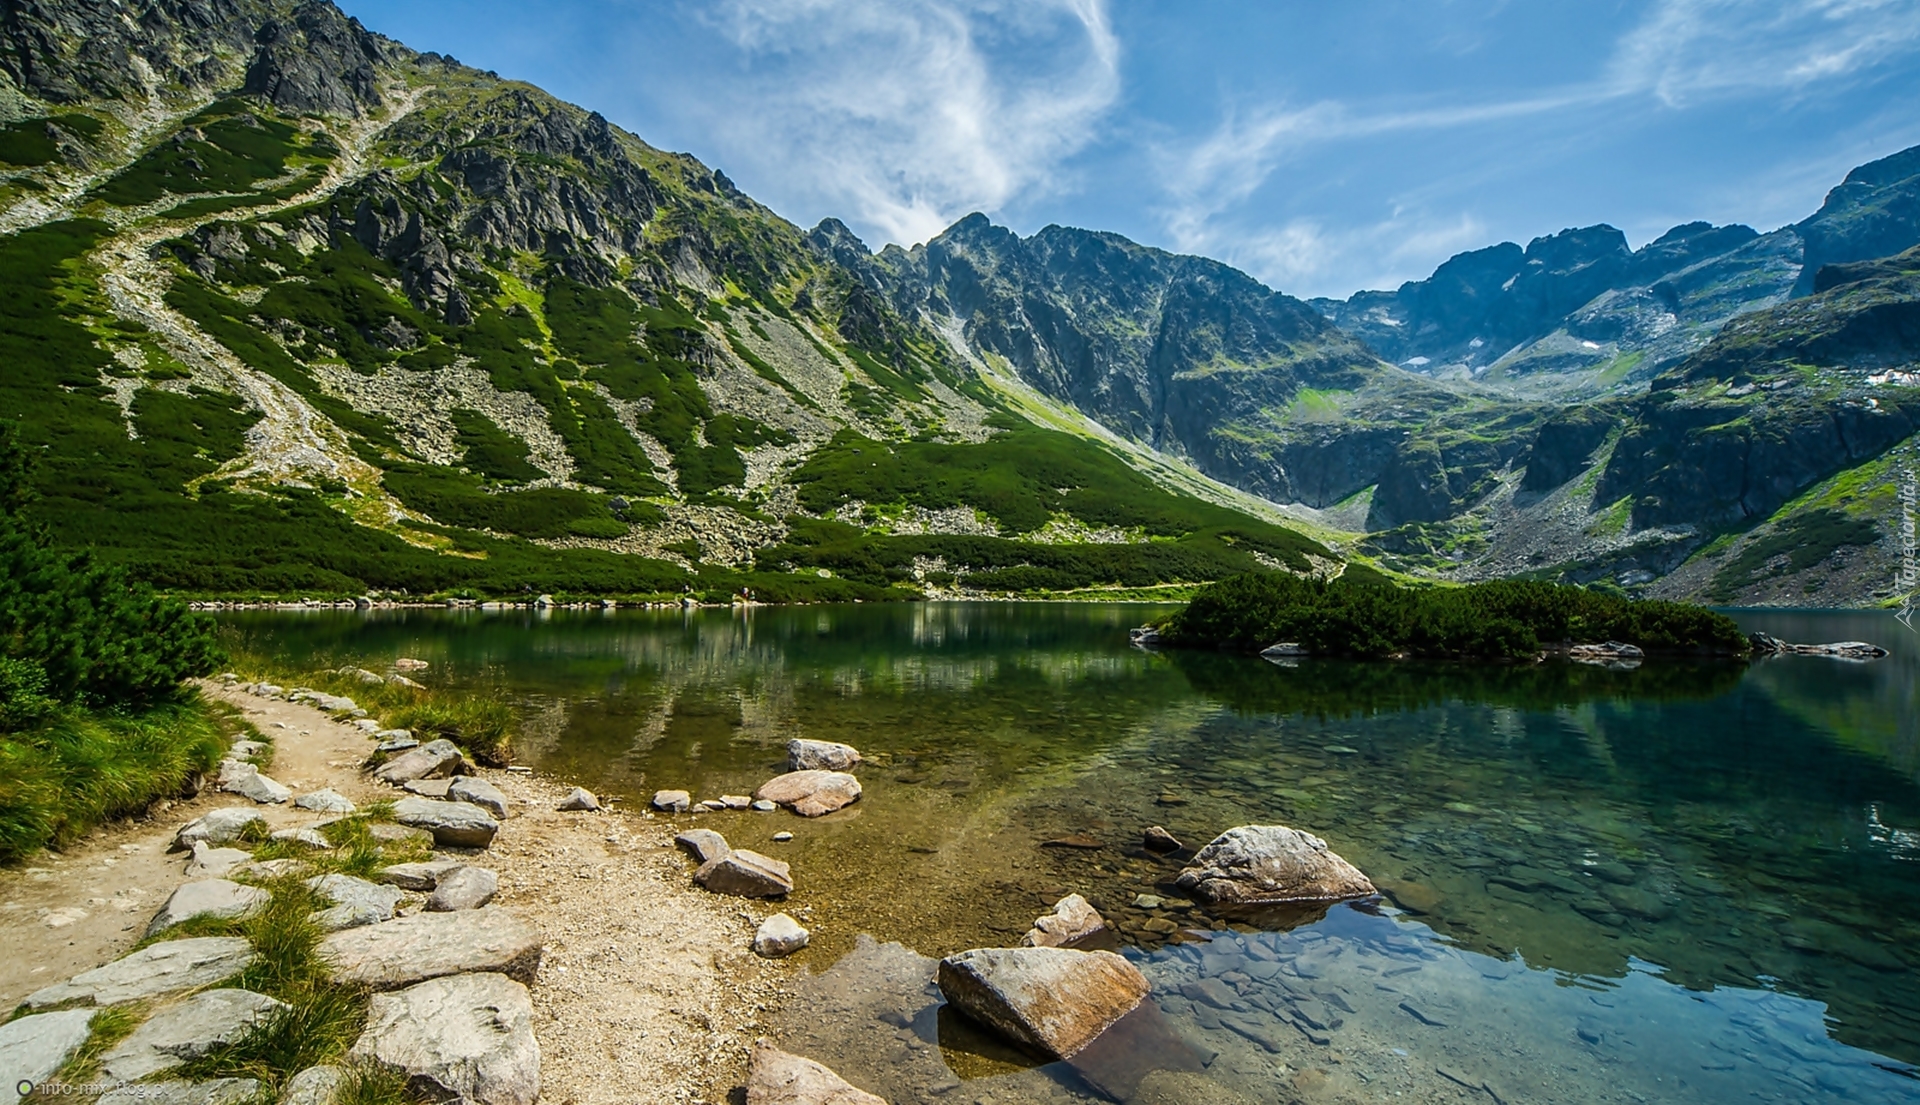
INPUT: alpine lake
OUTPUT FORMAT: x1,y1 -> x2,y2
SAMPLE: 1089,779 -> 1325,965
223,603 -> 1920,1104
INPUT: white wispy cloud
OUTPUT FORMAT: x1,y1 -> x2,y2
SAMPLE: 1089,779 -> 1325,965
692,0 -> 1120,248
1158,0 -> 1920,295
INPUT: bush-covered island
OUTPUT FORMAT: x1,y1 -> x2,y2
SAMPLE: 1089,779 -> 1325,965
1157,571 -> 1750,659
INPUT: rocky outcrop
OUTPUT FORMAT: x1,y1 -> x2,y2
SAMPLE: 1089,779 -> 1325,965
936,946 -> 1149,1061
1795,145 -> 1920,294
1022,893 -> 1106,948
787,739 -> 861,772
351,973 -> 539,1105
743,1039 -> 883,1105
242,0 -> 386,118
320,906 -> 544,988
754,771 -> 861,817
1174,825 -> 1375,906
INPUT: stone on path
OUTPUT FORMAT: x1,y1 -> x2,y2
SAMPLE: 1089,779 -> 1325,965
367,823 -> 435,848
270,826 -> 333,850
753,914 -> 810,958
374,739 -> 466,785
1142,826 -> 1182,853
281,1066 -> 344,1105
376,736 -> 419,754
404,778 -> 452,797
145,879 -> 272,938
427,866 -> 499,911
0,1009 -> 95,1105
307,873 -> 405,930
743,1038 -> 883,1105
380,858 -> 467,891
171,808 -> 266,851
228,739 -> 268,760
1174,825 -> 1375,906
350,972 -> 539,1105
354,719 -> 383,733
674,829 -> 730,865
97,1079 -> 263,1105
391,797 -> 499,848
753,770 -> 861,817
231,858 -> 306,881
649,789 -> 687,813
294,788 -> 356,814
1023,893 -> 1106,948
221,763 -> 292,804
694,850 -> 792,898
449,776 -> 511,819
320,906 -> 544,988
786,739 -> 862,773
184,842 -> 251,879
937,946 -> 1149,1061
100,989 -> 288,1081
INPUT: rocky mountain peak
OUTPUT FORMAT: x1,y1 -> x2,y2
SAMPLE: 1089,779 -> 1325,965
242,0 -> 386,117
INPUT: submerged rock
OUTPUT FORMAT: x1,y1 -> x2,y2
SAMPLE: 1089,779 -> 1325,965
1023,893 -> 1106,948
351,972 -> 539,1105
754,771 -> 861,817
145,879 -> 272,938
753,914 -> 811,958
787,739 -> 862,773
743,1039 -> 883,1105
1174,825 -> 1375,906
694,850 -> 793,898
936,946 -> 1149,1061
1142,826 -> 1183,853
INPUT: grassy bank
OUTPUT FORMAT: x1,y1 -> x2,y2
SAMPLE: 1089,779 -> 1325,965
1159,572 -> 1750,660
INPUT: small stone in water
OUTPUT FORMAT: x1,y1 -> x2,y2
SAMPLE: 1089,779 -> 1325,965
1132,894 -> 1164,909
772,831 -> 794,842
750,799 -> 776,812
1324,745 -> 1360,755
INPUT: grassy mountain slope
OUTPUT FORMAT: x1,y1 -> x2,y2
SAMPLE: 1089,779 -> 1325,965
0,0 -> 1334,601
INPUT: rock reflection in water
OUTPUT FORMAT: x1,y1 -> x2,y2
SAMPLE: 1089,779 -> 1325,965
778,907 -> 1920,1104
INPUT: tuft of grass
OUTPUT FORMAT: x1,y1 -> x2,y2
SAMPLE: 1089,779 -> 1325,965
29,1002 -> 146,1096
335,1059 -> 412,1105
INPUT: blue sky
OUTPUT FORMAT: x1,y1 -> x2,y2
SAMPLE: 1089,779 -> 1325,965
341,0 -> 1920,300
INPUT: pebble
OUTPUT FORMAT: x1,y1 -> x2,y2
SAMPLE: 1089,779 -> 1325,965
750,799 -> 776,812
772,831 -> 794,842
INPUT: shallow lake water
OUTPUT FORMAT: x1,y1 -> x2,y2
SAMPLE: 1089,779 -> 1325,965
224,604 -> 1920,1103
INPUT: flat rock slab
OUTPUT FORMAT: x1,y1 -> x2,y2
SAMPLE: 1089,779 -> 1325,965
753,771 -> 861,817
744,1039 -> 883,1105
937,946 -> 1149,1061
183,843 -> 251,879
321,906 -> 543,988
307,873 -> 405,929
786,739 -> 862,773
380,858 -> 467,891
391,797 -> 499,848
403,778 -> 452,797
97,1079 -> 263,1105
0,1009 -> 95,1105
674,829 -> 731,865
351,972 -> 539,1105
294,788 -> 356,814
101,988 -> 288,1082
1174,825 -> 1375,905
427,866 -> 499,911
171,808 -> 266,851
145,879 -> 272,938
374,739 -> 465,785
695,850 -> 792,898
1023,893 -> 1106,948
449,776 -> 511,819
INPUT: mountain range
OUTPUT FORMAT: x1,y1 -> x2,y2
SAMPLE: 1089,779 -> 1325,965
1,0 -> 1916,607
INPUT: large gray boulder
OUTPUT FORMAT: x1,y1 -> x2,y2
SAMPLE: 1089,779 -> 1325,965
96,1079 -> 263,1105
380,858 -> 467,891
350,973 -> 539,1105
374,739 -> 465,785
448,776 -> 511,819
100,989 -> 288,1081
1173,825 -> 1375,905
25,938 -> 257,1009
1022,893 -> 1106,948
753,771 -> 861,817
426,866 -> 499,911
786,739 -> 862,773
674,829 -> 730,865
320,906 -> 543,988
171,808 -> 266,851
743,1039 -> 884,1105
694,850 -> 792,898
306,873 -> 406,930
937,946 -> 1149,1061
145,879 -> 272,937
390,797 -> 499,848
0,1009 -> 95,1105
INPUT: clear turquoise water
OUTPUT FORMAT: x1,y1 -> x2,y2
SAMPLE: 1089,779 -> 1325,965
223,604 -> 1920,1103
